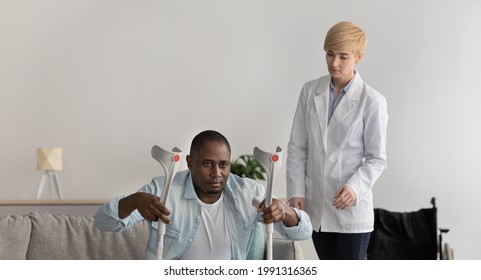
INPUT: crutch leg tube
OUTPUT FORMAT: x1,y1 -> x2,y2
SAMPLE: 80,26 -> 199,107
151,145 -> 182,260
253,146 -> 283,260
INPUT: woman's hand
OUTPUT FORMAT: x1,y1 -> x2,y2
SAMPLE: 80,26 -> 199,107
332,186 -> 356,210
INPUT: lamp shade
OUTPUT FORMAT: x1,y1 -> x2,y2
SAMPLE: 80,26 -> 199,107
37,147 -> 63,171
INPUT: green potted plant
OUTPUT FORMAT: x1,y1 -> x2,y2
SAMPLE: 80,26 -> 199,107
230,154 -> 266,181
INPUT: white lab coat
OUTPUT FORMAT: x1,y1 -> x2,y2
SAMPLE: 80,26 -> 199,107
286,71 -> 388,233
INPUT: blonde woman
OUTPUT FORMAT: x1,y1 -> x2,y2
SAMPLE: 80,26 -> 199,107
287,21 -> 388,260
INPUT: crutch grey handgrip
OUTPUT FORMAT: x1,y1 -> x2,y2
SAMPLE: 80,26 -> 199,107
151,145 -> 182,260
253,146 -> 283,260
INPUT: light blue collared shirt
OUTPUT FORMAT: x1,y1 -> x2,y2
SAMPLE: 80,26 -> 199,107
328,78 -> 353,123
94,170 -> 312,260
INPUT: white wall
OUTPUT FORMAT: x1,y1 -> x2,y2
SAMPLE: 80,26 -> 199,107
1,0 -> 480,259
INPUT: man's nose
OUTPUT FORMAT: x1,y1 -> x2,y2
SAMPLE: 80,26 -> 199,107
211,165 -> 221,177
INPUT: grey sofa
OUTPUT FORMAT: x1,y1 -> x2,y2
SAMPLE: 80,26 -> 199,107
0,212 -> 303,260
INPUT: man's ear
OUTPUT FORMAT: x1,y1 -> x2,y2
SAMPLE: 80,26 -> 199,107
186,155 -> 193,170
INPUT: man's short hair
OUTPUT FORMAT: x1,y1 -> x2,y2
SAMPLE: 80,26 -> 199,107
323,21 -> 367,55
190,130 -> 231,156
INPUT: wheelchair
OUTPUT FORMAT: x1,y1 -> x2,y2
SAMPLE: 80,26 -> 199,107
366,197 -> 453,260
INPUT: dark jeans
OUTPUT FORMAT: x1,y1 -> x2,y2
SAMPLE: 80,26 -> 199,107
312,230 -> 371,260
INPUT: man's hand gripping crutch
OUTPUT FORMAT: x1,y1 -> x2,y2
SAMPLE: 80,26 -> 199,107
253,146 -> 283,260
151,145 -> 182,260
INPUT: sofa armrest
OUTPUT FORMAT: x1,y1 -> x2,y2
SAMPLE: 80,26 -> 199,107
271,238 -> 303,260
0,214 -> 31,260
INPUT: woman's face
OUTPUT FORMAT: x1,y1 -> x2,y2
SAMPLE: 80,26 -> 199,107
325,49 -> 362,83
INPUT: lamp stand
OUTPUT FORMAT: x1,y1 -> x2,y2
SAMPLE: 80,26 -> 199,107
36,170 -> 63,199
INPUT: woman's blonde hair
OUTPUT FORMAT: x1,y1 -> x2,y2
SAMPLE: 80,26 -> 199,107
323,21 -> 367,55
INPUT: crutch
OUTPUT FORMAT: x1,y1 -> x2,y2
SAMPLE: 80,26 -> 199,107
253,146 -> 283,260
151,145 -> 183,260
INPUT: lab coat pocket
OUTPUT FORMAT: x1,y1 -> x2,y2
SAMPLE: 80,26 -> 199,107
338,200 -> 373,231
338,207 -> 357,226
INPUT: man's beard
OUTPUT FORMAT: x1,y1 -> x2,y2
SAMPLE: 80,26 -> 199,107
207,189 -> 222,195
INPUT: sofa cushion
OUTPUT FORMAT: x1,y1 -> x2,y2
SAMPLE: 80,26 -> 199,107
26,212 -> 150,260
0,214 -> 31,260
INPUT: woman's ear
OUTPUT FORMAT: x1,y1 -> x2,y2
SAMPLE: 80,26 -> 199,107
355,52 -> 364,64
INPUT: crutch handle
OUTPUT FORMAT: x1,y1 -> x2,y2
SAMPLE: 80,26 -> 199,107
151,145 -> 182,260
253,146 -> 283,261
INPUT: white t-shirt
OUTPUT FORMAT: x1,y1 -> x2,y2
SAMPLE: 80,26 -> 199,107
179,193 -> 232,260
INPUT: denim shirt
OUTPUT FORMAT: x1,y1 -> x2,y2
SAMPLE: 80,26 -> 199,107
94,170 -> 312,260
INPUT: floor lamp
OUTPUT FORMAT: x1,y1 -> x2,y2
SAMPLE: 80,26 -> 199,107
36,147 -> 63,199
